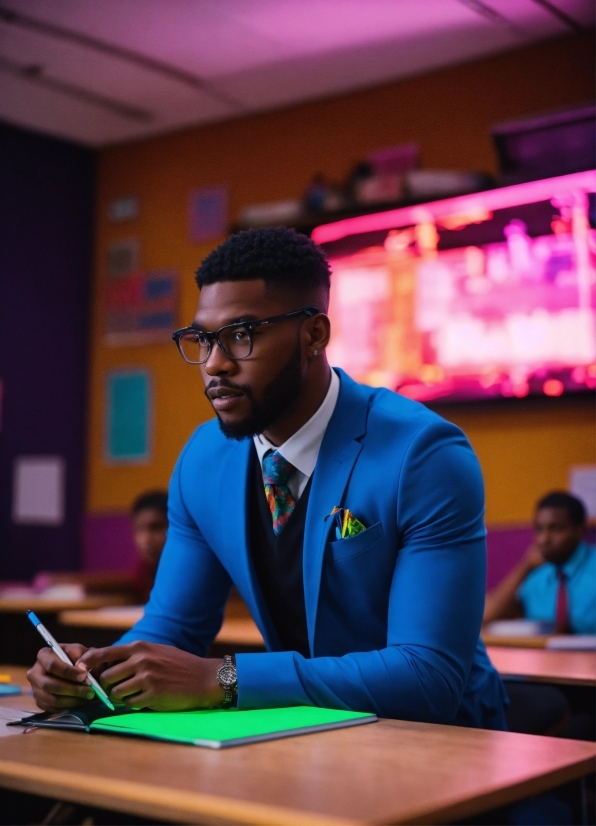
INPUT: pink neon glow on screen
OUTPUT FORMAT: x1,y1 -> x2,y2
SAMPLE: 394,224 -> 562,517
316,171 -> 596,402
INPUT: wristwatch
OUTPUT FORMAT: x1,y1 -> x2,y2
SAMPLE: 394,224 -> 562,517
216,654 -> 237,708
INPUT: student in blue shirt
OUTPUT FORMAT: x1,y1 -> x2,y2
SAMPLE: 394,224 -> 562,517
484,491 -> 595,634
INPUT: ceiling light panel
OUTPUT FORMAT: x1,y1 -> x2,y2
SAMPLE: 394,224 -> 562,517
0,0 -> 584,146
4,0 -> 290,77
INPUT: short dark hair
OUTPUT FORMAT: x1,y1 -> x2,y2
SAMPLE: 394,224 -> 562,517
536,491 -> 586,526
195,227 -> 331,303
131,490 -> 168,517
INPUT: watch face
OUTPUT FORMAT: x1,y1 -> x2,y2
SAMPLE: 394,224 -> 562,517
218,664 -> 237,688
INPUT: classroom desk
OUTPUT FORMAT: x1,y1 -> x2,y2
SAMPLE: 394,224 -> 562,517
59,606 -> 266,648
0,594 -> 129,613
0,594 -> 131,666
482,633 -> 552,648
487,646 -> 596,687
1,667 -> 595,825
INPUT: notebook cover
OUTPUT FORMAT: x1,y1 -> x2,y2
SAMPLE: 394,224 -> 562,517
7,702 -> 132,731
90,706 -> 377,748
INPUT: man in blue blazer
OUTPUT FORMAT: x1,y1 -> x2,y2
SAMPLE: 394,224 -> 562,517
28,227 -> 506,729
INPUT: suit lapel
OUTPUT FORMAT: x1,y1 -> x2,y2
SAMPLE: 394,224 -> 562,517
219,438 -> 281,649
303,370 -> 370,655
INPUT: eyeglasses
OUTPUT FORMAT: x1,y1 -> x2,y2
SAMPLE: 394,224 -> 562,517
172,307 -> 320,365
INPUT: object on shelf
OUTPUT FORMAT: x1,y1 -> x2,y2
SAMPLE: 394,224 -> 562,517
344,161 -> 373,204
492,104 -> 595,184
353,144 -> 419,205
355,173 -> 403,205
368,143 -> 419,175
304,173 -> 331,213
404,170 -> 489,199
239,199 -> 303,228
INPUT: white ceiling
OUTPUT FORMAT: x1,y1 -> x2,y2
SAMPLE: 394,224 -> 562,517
0,0 -> 592,147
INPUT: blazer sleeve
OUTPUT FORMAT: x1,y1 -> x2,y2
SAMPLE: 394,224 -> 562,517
236,420 -> 487,723
118,442 -> 233,656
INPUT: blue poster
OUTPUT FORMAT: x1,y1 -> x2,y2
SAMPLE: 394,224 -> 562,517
105,370 -> 151,462
189,185 -> 228,243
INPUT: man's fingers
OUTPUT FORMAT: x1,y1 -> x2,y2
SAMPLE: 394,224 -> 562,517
96,660 -> 138,691
109,674 -> 146,703
38,673 -> 95,700
61,643 -> 89,662
36,693 -> 86,713
35,648 -> 88,683
77,644 -> 134,671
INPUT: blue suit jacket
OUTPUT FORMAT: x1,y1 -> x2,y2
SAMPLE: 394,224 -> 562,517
121,369 -> 507,729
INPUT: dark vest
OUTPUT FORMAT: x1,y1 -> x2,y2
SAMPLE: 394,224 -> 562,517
249,449 -> 311,657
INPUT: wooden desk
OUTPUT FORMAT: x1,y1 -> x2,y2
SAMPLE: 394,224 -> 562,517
1,667 -> 595,825
482,633 -> 551,648
487,646 -> 596,687
0,595 -> 131,666
0,594 -> 128,613
59,606 -> 265,648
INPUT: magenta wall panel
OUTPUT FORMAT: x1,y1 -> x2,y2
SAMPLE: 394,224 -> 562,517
485,526 -> 534,590
82,514 -> 594,585
83,513 -> 137,572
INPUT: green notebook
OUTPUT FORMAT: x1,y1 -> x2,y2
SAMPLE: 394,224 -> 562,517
90,706 -> 377,749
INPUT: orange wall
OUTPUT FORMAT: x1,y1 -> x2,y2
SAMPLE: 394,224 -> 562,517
88,33 -> 595,524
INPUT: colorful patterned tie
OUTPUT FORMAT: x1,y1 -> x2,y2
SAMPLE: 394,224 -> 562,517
554,568 -> 570,633
262,450 -> 297,535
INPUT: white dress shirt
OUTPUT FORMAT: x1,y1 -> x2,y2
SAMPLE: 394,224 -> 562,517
253,368 -> 340,500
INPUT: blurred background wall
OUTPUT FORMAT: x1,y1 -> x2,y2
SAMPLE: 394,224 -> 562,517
85,33 -> 595,575
0,29 -> 593,582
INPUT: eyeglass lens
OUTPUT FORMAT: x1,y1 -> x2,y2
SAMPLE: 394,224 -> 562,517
178,325 -> 252,363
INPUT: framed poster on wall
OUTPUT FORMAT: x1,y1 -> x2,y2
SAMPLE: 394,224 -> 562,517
104,239 -> 179,346
104,370 -> 152,463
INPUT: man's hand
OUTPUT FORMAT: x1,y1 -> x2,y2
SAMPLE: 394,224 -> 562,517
27,643 -> 95,712
522,544 -> 544,573
76,641 -> 225,711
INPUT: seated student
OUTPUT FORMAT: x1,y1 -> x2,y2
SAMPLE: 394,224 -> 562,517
128,490 -> 168,603
484,491 -> 595,634
27,227 -> 507,729
32,490 -> 168,604
485,492 -> 595,743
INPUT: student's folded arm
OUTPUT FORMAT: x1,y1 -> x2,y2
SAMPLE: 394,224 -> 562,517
118,442 -> 233,656
236,421 -> 487,723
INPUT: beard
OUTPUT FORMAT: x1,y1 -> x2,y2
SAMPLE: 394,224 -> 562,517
207,340 -> 304,441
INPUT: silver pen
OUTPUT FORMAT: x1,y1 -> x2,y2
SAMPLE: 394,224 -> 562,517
26,609 -> 115,711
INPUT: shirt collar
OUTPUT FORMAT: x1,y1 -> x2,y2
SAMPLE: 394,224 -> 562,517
561,540 -> 589,578
253,368 -> 340,479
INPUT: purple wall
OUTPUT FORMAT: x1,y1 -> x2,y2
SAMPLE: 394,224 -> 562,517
83,513 -> 137,572
485,526 -> 534,589
0,122 -> 95,579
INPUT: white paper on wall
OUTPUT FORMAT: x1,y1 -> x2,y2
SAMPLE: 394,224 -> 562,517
569,465 -> 596,519
12,456 -> 65,526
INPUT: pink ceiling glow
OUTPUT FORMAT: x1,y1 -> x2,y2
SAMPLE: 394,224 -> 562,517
0,0 -> 592,146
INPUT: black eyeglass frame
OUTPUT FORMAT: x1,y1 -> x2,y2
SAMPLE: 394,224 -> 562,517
172,306 -> 320,364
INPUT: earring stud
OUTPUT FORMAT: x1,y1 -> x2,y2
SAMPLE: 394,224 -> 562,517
313,349 -> 318,356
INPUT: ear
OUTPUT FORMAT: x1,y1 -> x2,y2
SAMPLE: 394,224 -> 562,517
304,313 -> 331,358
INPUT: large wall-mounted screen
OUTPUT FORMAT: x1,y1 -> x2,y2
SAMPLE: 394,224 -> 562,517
313,171 -> 596,402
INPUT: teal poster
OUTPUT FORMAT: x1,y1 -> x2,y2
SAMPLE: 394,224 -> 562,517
105,370 -> 151,462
